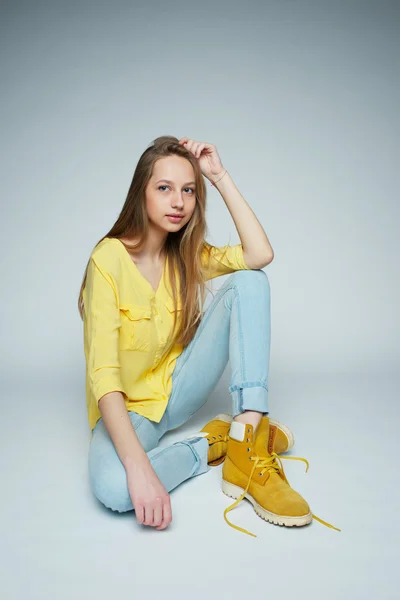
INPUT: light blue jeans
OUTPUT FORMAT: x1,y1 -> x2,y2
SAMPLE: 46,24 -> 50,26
88,269 -> 271,512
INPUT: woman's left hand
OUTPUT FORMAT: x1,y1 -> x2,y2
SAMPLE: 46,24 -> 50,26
178,137 -> 226,183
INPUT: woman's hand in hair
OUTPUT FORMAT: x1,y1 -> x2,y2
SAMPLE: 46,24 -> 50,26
179,137 -> 226,184
126,459 -> 172,531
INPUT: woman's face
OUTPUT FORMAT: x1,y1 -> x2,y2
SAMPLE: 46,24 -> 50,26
145,155 -> 197,233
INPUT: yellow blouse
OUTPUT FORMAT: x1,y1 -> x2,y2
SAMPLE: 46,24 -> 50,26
82,237 -> 251,432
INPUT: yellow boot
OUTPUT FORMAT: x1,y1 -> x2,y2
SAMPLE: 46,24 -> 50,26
199,414 -> 296,466
200,414 -> 232,466
222,416 -> 341,537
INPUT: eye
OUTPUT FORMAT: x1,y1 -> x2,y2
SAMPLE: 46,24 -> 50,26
158,185 -> 195,194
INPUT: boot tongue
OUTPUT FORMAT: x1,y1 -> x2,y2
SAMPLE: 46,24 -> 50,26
254,416 -> 271,456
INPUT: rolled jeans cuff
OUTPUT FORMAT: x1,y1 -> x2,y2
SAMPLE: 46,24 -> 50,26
175,437 -> 210,477
229,382 -> 269,417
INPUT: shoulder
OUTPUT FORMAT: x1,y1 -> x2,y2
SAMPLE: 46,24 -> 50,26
200,240 -> 214,257
90,237 -> 122,271
200,240 -> 235,261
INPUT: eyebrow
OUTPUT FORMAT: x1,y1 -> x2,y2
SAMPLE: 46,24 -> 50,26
156,179 -> 196,186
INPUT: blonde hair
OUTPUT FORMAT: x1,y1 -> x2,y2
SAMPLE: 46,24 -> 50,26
77,135 -> 229,348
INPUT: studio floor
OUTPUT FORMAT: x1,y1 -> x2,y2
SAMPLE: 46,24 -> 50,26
2,370 -> 398,600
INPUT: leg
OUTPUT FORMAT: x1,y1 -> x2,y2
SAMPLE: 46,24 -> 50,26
88,410 -> 209,513
164,269 -> 271,433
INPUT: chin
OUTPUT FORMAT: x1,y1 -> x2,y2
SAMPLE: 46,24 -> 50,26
152,220 -> 184,233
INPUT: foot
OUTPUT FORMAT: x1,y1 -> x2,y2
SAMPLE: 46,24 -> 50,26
192,413 -> 296,467
221,416 -> 340,537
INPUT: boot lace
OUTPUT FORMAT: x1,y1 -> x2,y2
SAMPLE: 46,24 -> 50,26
224,451 -> 341,538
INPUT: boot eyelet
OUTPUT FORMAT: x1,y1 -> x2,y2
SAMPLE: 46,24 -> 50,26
218,434 -> 222,438
247,448 -> 251,452
212,436 -> 216,440
247,428 -> 251,433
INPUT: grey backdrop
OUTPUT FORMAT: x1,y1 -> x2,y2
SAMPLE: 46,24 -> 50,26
1,1 -> 399,599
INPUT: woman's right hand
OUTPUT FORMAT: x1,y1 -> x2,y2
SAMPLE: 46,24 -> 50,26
126,459 -> 172,530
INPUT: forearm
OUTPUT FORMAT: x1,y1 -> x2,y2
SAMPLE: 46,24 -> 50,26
98,391 -> 150,471
212,170 -> 274,264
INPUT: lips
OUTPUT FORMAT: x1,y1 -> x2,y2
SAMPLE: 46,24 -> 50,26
167,214 -> 184,218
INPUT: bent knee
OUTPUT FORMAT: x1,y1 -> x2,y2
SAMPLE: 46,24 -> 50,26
89,465 -> 133,513
230,268 -> 270,289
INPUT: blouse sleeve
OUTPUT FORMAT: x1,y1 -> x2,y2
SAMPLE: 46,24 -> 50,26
200,241 -> 251,281
82,257 -> 127,404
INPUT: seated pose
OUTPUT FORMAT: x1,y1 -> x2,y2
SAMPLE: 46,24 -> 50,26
78,135 -> 340,537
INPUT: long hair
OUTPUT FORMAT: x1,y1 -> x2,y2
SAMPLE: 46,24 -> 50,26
77,135 -> 229,348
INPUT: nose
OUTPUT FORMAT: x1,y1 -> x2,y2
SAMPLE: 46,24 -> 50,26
171,194 -> 184,209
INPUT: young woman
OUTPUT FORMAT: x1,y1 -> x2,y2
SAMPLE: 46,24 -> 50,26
78,135 -> 339,537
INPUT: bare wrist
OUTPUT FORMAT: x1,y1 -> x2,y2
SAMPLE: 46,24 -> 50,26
123,452 -> 151,472
209,169 -> 228,186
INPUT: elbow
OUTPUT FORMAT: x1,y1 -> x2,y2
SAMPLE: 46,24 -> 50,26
255,252 -> 274,269
243,249 -> 274,270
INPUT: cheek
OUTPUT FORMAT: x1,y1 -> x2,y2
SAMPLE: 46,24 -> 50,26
188,198 -> 197,216
146,194 -> 163,217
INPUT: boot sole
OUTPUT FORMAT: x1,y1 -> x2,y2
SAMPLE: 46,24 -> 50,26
268,418 -> 295,451
221,480 -> 312,527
